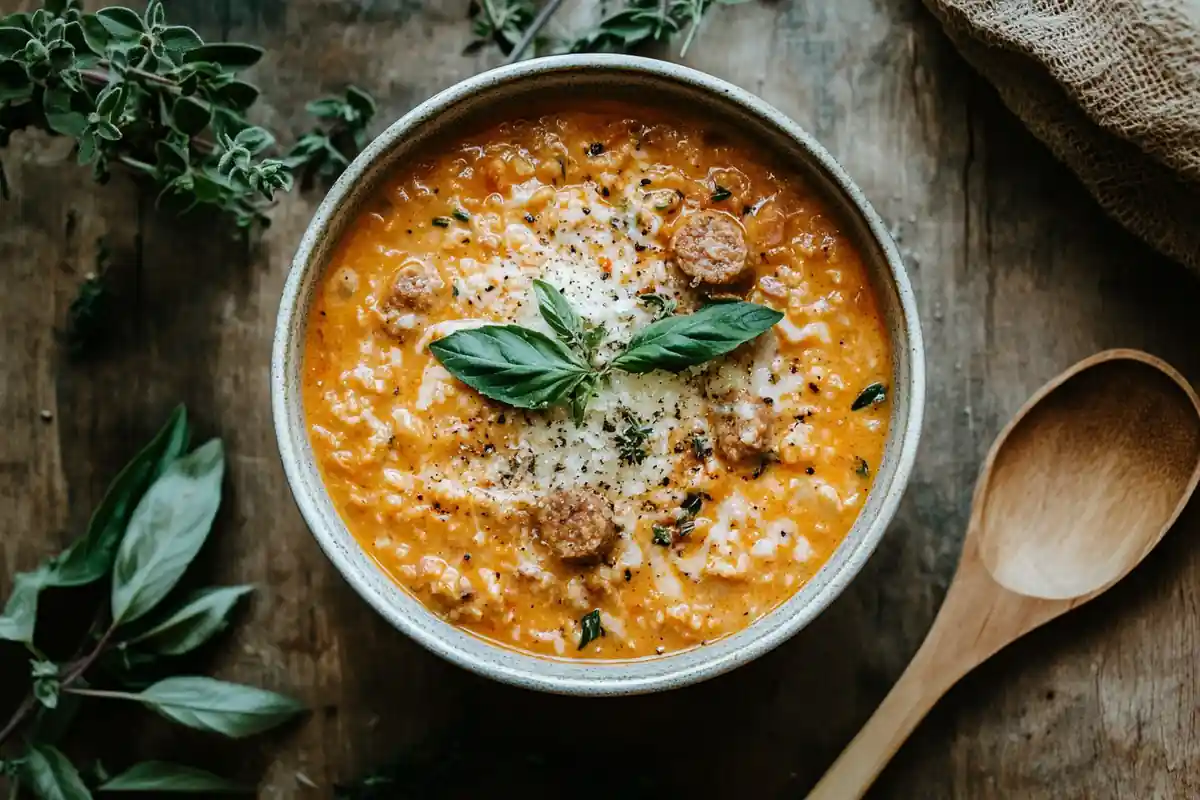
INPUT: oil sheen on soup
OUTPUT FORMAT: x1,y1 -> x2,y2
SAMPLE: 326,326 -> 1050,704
302,106 -> 892,659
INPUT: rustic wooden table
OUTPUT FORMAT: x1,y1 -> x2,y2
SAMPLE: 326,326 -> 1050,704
3,0 -> 1198,797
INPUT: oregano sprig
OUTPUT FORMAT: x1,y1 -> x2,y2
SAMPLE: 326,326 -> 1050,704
0,0 -> 376,227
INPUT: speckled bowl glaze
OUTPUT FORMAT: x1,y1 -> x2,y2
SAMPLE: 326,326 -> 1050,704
273,55 -> 925,695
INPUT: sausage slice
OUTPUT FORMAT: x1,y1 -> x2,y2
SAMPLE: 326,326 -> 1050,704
710,391 -> 772,463
386,259 -> 445,313
670,210 -> 750,286
535,488 -> 619,565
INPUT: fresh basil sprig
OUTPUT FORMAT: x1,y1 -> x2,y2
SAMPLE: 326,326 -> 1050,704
430,285 -> 782,423
0,405 -> 304,796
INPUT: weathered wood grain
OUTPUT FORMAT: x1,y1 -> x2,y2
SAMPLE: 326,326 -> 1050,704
1,0 -> 1198,796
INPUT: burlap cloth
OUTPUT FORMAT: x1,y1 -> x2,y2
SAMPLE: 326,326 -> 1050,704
922,0 -> 1200,270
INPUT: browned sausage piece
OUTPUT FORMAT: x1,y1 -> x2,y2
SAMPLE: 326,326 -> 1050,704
535,488 -> 619,565
709,390 -> 772,463
670,210 -> 750,286
386,259 -> 445,313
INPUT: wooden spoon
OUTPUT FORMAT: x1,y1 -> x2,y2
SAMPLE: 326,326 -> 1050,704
809,349 -> 1200,800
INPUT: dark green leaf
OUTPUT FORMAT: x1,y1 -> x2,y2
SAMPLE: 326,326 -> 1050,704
99,761 -> 249,793
42,86 -> 87,137
110,439 -> 225,626
451,208 -> 470,222
431,216 -> 451,227
95,7 -> 144,41
31,660 -> 60,710
345,85 -> 376,119
851,382 -> 887,411
122,585 -> 252,656
213,80 -> 258,111
31,684 -> 82,746
171,95 -> 210,136
578,609 -> 604,649
711,185 -> 732,202
231,125 -> 273,154
615,407 -> 650,465
0,26 -> 34,58
691,432 -> 712,459
0,13 -> 33,32
681,492 -> 703,517
0,58 -> 31,103
532,279 -> 583,349
610,301 -> 783,373
51,405 -> 190,588
132,676 -> 305,738
854,456 -> 870,478
0,569 -> 49,643
142,0 -> 166,31
304,97 -> 344,119
568,374 -> 598,427
182,43 -> 263,71
154,138 -> 188,176
429,325 -> 589,410
20,744 -> 93,800
158,25 -> 202,56
92,119 -> 121,142
637,292 -> 677,321
77,14 -> 110,55
651,525 -> 672,546
94,84 -> 124,118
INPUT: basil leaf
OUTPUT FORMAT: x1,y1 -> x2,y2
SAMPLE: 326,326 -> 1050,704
851,382 -> 887,411
0,408 -> 189,643
111,439 -> 225,627
31,660 -> 60,710
610,301 -> 783,373
99,761 -> 249,793
133,676 -> 305,738
122,585 -> 252,656
429,325 -> 590,409
532,279 -> 583,347
578,609 -> 604,650
20,744 -> 92,800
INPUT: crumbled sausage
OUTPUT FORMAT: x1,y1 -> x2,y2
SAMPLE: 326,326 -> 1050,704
670,210 -> 750,286
709,390 -> 772,463
387,259 -> 445,312
380,259 -> 445,337
535,488 -> 619,565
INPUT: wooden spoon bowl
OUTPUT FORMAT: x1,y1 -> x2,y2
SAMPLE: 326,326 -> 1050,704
809,349 -> 1200,799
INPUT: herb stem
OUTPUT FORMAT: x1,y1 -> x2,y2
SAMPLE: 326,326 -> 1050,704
505,0 -> 569,64
61,623 -> 117,687
678,0 -> 704,57
0,695 -> 37,750
61,687 -> 134,700
79,63 -> 178,91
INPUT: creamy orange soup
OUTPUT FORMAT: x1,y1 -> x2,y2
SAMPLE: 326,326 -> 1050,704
303,106 -> 891,659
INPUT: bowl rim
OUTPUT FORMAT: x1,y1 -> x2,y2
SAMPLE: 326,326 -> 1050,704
272,54 -> 926,695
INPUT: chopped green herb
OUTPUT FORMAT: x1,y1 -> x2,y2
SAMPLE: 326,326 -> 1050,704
452,208 -> 471,222
711,186 -> 733,202
652,526 -> 673,547
452,283 -> 460,298
578,609 -> 604,649
432,217 -> 452,228
676,518 -> 696,538
588,142 -> 605,156
851,382 -> 888,411
681,492 -> 703,517
752,451 -> 780,479
615,408 -> 652,466
639,293 -> 678,321
691,433 -> 712,460
854,456 -> 870,478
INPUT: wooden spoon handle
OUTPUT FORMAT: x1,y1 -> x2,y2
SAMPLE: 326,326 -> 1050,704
806,636 -> 960,800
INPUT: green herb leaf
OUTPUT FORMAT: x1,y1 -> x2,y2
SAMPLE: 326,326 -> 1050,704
681,492 -> 703,517
95,7 -> 145,40
615,407 -> 651,466
31,660 -> 60,710
854,456 -> 870,478
429,325 -> 590,410
568,374 -> 599,427
157,25 -> 203,57
99,761 -> 249,793
451,208 -> 470,222
171,96 -> 211,136
121,585 -> 253,656
20,743 -> 93,800
851,382 -> 887,411
431,216 -> 451,228
110,439 -> 225,627
651,525 -> 672,547
610,301 -> 783,373
532,279 -> 583,349
42,86 -> 87,137
711,185 -> 732,202
131,676 -> 305,738
182,43 -> 263,71
578,609 -> 604,650
690,432 -> 712,460
0,26 -> 34,58
638,292 -> 677,321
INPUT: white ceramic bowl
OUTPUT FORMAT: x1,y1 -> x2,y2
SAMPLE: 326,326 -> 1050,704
273,55 -> 925,695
